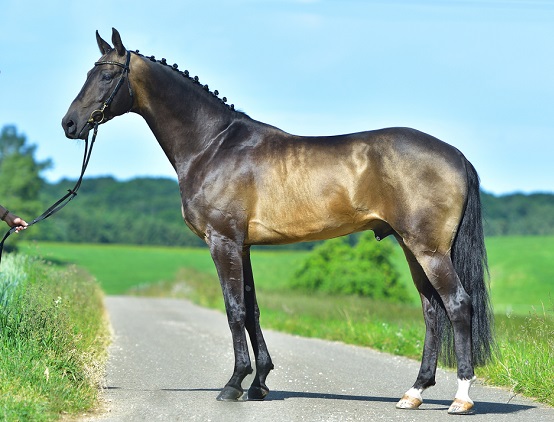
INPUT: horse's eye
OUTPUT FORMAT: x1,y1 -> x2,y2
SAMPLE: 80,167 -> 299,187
101,72 -> 114,82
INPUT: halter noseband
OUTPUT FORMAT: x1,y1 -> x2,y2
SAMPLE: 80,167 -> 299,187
88,50 -> 133,124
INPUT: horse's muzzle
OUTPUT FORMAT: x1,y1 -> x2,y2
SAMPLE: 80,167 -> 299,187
62,113 -> 90,140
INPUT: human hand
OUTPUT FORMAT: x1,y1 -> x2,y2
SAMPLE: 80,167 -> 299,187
5,213 -> 28,232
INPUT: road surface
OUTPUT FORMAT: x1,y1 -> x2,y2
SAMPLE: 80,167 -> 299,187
82,296 -> 553,421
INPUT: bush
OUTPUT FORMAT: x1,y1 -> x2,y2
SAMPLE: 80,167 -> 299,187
291,232 -> 410,302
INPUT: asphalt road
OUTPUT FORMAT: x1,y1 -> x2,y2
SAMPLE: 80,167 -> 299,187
82,296 -> 553,422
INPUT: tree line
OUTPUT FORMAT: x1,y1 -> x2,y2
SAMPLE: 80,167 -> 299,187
2,124 -> 553,248
481,191 -> 554,236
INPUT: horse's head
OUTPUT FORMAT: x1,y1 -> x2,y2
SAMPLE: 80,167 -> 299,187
62,28 -> 134,139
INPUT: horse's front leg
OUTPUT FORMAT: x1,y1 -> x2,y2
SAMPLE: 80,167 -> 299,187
242,246 -> 274,400
208,233 -> 253,401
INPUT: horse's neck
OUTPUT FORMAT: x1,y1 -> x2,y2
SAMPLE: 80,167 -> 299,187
132,56 -> 236,170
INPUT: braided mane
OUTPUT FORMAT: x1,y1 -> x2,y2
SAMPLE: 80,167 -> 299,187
133,50 -> 238,112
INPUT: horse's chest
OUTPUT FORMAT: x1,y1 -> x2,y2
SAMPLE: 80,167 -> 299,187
181,192 -> 245,241
179,197 -> 209,235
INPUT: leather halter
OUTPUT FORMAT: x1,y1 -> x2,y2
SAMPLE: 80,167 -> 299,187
88,50 -> 133,124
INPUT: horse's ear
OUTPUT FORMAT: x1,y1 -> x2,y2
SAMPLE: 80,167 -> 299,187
112,28 -> 126,56
96,30 -> 112,55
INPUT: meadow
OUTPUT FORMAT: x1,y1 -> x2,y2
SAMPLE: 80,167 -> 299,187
21,236 -> 554,314
20,236 -> 554,407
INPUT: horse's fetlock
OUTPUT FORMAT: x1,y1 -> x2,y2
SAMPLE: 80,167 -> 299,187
236,364 -> 253,378
258,360 -> 274,374
414,376 -> 436,391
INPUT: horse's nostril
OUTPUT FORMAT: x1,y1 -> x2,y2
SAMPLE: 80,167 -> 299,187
66,119 -> 76,134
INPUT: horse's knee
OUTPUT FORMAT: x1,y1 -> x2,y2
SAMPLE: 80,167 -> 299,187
227,310 -> 247,329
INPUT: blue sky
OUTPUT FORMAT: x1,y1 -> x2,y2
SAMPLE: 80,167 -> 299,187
1,0 -> 553,195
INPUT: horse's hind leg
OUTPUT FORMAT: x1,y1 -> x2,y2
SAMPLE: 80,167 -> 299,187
410,247 -> 476,414
208,233 -> 253,401
396,241 -> 441,410
242,247 -> 274,400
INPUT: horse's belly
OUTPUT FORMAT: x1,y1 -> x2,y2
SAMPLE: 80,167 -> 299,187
246,210 -> 381,245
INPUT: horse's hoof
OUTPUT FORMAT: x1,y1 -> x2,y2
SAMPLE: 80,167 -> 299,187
447,399 -> 474,415
216,386 -> 243,401
396,394 -> 422,410
247,385 -> 269,401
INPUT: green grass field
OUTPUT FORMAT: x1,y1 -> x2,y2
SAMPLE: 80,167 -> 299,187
21,241 -> 218,294
21,236 -> 554,315
486,236 -> 554,314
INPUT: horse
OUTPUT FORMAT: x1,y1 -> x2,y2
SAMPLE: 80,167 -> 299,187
62,28 -> 494,415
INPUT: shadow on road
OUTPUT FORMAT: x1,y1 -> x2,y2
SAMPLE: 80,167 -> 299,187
151,387 -> 535,416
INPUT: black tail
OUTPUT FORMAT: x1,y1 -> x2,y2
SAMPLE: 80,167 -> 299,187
437,159 -> 495,367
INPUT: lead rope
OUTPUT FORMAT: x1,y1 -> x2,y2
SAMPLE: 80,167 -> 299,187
0,123 -> 99,266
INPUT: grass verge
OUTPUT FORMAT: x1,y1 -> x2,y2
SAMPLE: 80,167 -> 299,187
484,305 -> 554,405
0,254 -> 110,421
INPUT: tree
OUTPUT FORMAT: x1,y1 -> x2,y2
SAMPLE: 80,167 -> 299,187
292,232 -> 410,303
0,125 -> 52,242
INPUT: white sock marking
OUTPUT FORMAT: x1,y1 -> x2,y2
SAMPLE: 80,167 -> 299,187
404,387 -> 424,401
454,376 -> 476,403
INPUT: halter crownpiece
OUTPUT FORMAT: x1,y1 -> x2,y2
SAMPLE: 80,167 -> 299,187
88,50 -> 133,124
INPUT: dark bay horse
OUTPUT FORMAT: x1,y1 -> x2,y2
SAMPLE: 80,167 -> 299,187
62,29 -> 494,415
